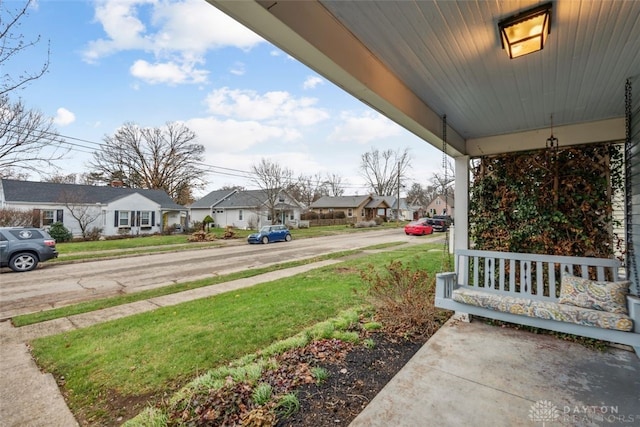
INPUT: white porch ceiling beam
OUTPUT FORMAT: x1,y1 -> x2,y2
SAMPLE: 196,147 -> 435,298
466,118 -> 625,157
208,0 -> 467,157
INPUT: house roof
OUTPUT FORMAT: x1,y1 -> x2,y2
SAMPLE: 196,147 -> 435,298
310,195 -> 371,209
190,189 -> 237,209
366,196 -> 392,209
0,179 -> 186,211
428,194 -> 455,209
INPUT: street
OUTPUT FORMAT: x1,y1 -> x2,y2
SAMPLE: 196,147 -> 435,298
0,228 -> 443,319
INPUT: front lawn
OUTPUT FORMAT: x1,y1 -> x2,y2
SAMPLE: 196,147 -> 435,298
30,243 -> 443,425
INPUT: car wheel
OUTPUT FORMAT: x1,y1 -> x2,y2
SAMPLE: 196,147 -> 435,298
285,234 -> 292,242
9,252 -> 38,272
262,236 -> 269,244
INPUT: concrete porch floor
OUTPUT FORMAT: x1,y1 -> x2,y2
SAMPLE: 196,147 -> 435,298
350,319 -> 640,427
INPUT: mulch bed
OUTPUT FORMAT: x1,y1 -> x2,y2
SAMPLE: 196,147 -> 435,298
275,333 -> 425,427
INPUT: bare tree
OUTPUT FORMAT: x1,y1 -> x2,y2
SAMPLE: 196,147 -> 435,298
218,185 -> 245,192
89,122 -> 206,205
323,173 -> 345,197
1,0 -> 50,95
429,159 -> 455,196
59,190 -> 101,239
406,182 -> 428,207
359,147 -> 412,196
0,96 -> 68,176
44,173 -> 77,184
250,158 -> 294,224
290,173 -> 329,207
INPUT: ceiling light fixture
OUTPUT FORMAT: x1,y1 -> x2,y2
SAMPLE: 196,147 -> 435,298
498,2 -> 552,59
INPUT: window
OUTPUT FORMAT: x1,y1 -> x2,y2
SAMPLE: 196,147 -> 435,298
347,208 -> 353,217
361,209 -> 365,217
42,210 -> 55,226
141,211 -> 150,226
119,211 -> 130,227
290,213 -> 294,220
238,209 -> 243,220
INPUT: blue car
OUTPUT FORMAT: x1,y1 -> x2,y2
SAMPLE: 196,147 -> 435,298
247,225 -> 292,244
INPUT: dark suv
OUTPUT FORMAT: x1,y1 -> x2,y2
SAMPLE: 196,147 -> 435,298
0,227 -> 58,272
427,218 -> 449,232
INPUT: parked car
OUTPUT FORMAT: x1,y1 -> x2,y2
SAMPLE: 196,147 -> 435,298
404,219 -> 434,236
0,227 -> 58,272
247,225 -> 292,244
433,215 -> 453,226
428,218 -> 449,232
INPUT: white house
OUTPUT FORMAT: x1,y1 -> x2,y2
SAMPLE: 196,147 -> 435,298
188,189 -> 238,224
190,189 -> 303,230
0,179 -> 187,237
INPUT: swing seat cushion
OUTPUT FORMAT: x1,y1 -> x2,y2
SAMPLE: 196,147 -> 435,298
558,274 -> 631,314
452,288 -> 633,332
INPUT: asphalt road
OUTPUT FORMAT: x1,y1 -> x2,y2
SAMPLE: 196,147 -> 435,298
0,228 -> 443,319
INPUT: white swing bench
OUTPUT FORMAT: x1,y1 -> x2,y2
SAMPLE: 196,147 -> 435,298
435,249 -> 640,356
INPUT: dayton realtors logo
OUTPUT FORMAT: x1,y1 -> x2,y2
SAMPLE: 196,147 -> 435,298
529,400 -> 559,425
529,400 -> 637,425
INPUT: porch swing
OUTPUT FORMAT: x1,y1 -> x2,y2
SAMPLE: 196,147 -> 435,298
434,109 -> 640,356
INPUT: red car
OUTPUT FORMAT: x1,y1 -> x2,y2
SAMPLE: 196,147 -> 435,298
404,219 -> 434,236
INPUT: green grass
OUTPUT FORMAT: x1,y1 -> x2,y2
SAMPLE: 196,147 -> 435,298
54,223 -> 405,257
30,243 -> 445,425
13,250 -> 359,327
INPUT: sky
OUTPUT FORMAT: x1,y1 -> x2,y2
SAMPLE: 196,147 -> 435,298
6,0 -> 445,198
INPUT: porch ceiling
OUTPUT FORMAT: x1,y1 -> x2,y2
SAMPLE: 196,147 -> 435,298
207,0 -> 640,157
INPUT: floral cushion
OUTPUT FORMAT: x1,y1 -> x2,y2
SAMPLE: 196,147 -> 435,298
452,288 -> 633,332
558,274 -> 630,314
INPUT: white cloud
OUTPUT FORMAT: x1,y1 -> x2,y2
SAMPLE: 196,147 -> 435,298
83,0 -> 264,84
204,87 -> 329,126
54,108 -> 76,126
303,76 -> 324,90
329,111 -> 402,144
130,59 -> 208,85
83,0 -> 155,62
185,117 -> 300,153
229,62 -> 246,76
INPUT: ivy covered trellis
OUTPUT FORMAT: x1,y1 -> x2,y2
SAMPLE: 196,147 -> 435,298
469,142 -> 625,259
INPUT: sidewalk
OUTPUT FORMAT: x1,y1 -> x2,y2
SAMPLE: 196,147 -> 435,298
0,260 -> 340,427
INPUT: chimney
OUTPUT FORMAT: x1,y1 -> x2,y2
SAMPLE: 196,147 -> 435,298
110,180 -> 124,188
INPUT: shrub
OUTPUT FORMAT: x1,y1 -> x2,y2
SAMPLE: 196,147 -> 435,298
222,226 -> 236,239
48,222 -> 73,242
354,220 -> 377,228
0,208 -> 36,227
84,227 -> 103,241
202,215 -> 214,230
188,221 -> 203,233
360,260 -> 451,338
301,211 -> 318,220
187,230 -> 216,242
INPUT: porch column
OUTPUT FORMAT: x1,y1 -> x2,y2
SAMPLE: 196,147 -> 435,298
454,155 -> 470,252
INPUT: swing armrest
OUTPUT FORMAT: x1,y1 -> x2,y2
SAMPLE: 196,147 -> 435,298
436,272 -> 457,300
